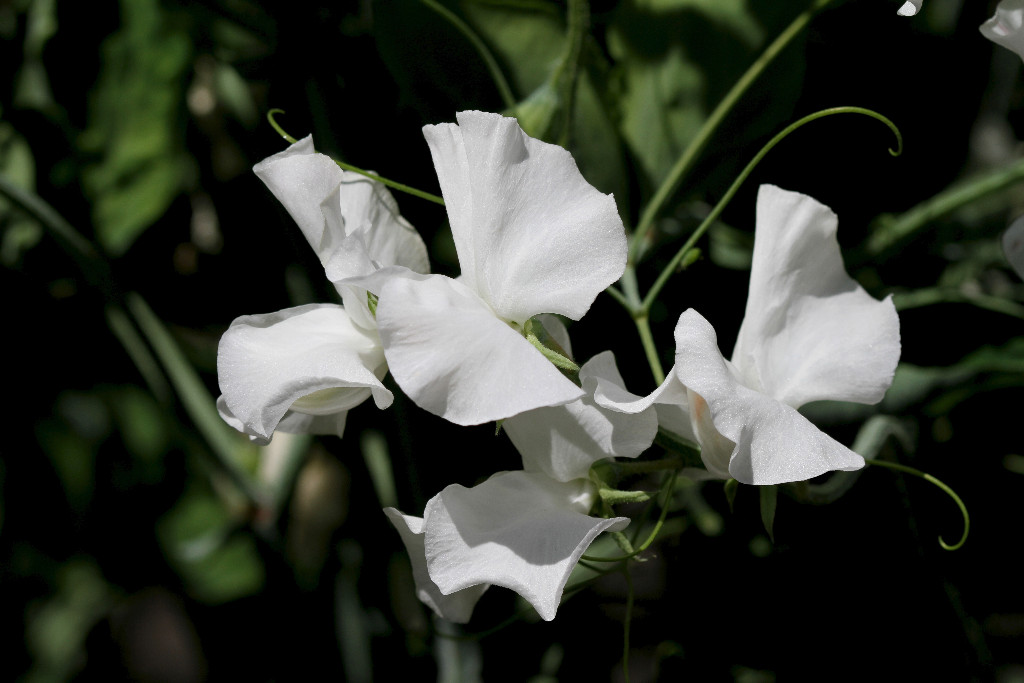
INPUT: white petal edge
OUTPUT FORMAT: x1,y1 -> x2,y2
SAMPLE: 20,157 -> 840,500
503,351 -> 658,482
423,471 -> 628,621
253,136 -> 346,259
217,304 -> 392,443
675,309 -> 865,486
422,111 -> 626,324
731,184 -> 900,409
376,274 -> 583,425
384,508 -> 488,624
1003,215 -> 1024,280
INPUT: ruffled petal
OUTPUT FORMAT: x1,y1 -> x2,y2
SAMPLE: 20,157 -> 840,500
253,136 -> 346,259
423,472 -> 628,621
504,351 -> 657,482
422,111 -> 626,324
217,395 -> 349,441
589,361 -> 696,442
897,0 -> 922,16
217,304 -> 392,443
319,174 -> 430,281
731,185 -> 900,409
376,274 -> 583,425
384,508 -> 488,624
675,309 -> 865,485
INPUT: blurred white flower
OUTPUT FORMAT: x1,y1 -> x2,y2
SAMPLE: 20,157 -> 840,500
981,0 -> 1024,63
897,0 -> 923,17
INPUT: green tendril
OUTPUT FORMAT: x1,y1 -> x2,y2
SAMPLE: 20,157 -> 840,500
581,469 -> 679,563
866,459 -> 970,551
642,106 -> 902,312
264,109 -> 446,206
267,108 -> 297,144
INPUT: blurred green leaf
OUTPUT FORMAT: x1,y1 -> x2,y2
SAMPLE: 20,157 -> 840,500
158,486 -> 265,604
214,60 -> 259,128
606,0 -> 763,188
24,559 -> 113,683
0,119 -> 42,265
80,0 -> 191,255
13,0 -> 57,114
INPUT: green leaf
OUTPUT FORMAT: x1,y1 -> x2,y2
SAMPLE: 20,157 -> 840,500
80,0 -> 191,255
0,120 -> 43,265
157,487 -> 265,604
759,484 -> 777,543
606,0 -> 764,188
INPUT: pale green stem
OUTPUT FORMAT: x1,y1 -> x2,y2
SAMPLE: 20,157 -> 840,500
266,110 -> 445,206
893,288 -> 1024,320
105,305 -> 172,403
865,459 -> 969,551
555,0 -> 588,147
627,0 -> 834,266
642,106 -> 901,313
865,155 -> 1024,258
582,470 -> 679,562
635,315 -> 666,385
419,0 -> 517,109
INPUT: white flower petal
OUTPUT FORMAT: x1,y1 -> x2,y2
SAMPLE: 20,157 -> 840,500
384,508 -> 488,624
897,0 -> 922,16
319,174 -> 430,281
217,304 -> 392,443
504,351 -> 657,482
675,309 -> 865,485
731,185 -> 900,409
422,111 -> 626,324
253,136 -> 346,259
423,471 -> 628,621
217,395 -> 350,442
376,274 -> 583,425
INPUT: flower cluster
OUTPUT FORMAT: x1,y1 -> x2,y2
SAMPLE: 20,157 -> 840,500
217,110 -> 901,623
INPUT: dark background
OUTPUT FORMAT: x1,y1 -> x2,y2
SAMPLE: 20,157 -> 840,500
2,0 -> 1022,680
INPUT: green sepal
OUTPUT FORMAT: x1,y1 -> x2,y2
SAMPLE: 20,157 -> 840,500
366,291 -> 379,318
599,488 -> 652,505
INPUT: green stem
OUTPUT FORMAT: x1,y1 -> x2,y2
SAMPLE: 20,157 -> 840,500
0,173 -> 111,291
265,110 -> 445,206
582,470 -> 679,562
419,0 -> 517,109
893,288 -> 1024,320
864,155 -> 1024,259
642,106 -> 901,313
627,0 -> 834,266
635,315 -> 665,385
555,0 -> 588,147
866,459 -> 969,551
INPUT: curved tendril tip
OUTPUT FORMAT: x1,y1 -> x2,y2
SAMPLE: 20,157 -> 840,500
867,459 -> 969,551
266,108 -> 298,144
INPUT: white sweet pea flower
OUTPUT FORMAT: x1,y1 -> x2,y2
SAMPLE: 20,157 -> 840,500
217,137 -> 428,443
897,0 -> 923,17
597,185 -> 900,485
375,111 -> 627,426
386,471 -> 628,623
981,0 -> 1024,63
